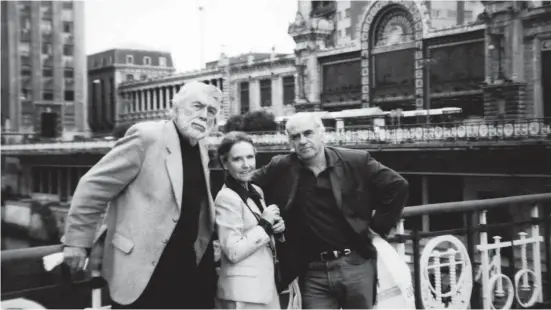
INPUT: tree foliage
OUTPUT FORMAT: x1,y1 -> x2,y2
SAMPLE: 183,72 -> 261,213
242,110 -> 278,133
222,110 -> 278,133
223,115 -> 245,132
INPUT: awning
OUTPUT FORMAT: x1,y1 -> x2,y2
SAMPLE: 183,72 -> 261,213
276,111 -> 334,122
330,107 -> 388,119
401,107 -> 462,117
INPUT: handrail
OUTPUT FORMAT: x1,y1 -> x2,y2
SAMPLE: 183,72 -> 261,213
2,193 -> 550,262
1,244 -> 63,263
402,192 -> 551,217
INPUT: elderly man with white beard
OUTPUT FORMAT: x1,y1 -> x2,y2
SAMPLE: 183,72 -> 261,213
62,81 -> 222,309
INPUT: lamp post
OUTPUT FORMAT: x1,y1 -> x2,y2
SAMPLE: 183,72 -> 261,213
199,5 -> 205,69
420,57 -> 438,124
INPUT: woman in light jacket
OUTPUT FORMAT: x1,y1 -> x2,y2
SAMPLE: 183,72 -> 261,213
214,131 -> 285,309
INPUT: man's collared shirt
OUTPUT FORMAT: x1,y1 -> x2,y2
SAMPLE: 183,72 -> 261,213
293,148 -> 358,257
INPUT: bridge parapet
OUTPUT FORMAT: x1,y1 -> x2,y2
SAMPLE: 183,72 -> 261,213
2,118 -> 550,155
2,193 -> 551,309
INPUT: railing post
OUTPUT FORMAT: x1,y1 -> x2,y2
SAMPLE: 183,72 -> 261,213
396,218 -> 406,259
479,210 -> 491,310
412,226 -> 422,309
91,271 -> 102,309
544,203 -> 551,301
465,210 -> 481,309
531,204 -> 543,303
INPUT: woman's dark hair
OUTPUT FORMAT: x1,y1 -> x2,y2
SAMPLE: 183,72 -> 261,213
217,131 -> 255,166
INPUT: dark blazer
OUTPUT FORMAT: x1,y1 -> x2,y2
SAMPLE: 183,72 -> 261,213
251,146 -> 409,285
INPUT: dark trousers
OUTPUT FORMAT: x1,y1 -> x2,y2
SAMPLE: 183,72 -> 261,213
299,251 -> 377,309
111,246 -> 217,309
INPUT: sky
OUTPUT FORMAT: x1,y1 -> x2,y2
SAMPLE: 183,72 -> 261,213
85,0 -> 298,72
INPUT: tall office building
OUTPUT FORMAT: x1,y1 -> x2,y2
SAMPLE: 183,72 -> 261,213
1,0 -> 87,140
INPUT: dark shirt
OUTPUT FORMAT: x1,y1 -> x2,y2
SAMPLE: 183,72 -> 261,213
294,152 -> 358,258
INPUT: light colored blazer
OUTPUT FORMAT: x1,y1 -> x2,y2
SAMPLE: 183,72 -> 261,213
62,120 -> 215,305
215,184 -> 277,305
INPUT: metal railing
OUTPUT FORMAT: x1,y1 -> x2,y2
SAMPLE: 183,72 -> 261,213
2,118 -> 550,150
2,193 -> 550,309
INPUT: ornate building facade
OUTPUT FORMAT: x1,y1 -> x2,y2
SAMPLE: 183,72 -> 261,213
289,0 -> 551,121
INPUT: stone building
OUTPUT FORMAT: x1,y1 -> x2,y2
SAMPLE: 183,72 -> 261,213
117,50 -> 296,126
289,0 -> 551,120
87,48 -> 175,134
1,0 -> 87,140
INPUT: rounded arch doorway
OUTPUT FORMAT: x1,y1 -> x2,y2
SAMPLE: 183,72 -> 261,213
358,1 -> 428,111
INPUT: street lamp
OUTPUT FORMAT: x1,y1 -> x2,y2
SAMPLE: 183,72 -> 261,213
419,57 -> 438,124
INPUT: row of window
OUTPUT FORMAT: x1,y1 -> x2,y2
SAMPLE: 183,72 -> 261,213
239,76 -> 295,114
20,89 -> 74,102
93,55 -> 168,68
126,74 -> 149,82
125,55 -> 168,67
20,42 -> 73,57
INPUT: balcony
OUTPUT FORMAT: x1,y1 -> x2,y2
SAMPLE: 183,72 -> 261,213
1,193 -> 550,309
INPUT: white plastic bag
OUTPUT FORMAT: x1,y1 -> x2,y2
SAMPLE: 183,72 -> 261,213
372,235 -> 416,309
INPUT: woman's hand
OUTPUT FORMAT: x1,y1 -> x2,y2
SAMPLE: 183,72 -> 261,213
261,204 -> 280,225
272,217 -> 285,234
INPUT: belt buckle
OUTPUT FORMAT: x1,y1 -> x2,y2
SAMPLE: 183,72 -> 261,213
343,249 -> 351,256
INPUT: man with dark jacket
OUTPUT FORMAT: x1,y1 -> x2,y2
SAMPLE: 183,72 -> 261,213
252,113 -> 408,309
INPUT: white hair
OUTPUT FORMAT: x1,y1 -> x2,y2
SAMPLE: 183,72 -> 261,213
169,81 -> 223,119
285,113 -> 325,135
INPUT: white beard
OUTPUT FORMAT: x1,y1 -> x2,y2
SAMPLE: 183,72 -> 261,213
186,127 -> 207,140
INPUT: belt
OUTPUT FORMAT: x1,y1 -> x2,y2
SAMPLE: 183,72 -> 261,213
316,249 -> 352,262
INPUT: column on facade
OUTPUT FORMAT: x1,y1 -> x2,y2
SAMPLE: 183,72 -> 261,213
153,87 -> 159,111
128,93 -> 133,113
146,88 -> 152,111
294,71 -> 300,103
249,79 -> 260,111
510,17 -> 523,82
231,82 -> 240,115
169,86 -> 174,107
533,37 -> 543,117
132,91 -> 137,112
219,78 -> 224,91
169,85 -> 174,108
138,90 -> 145,112
307,53 -> 320,103
161,87 -> 167,109
484,31 -> 493,83
271,75 -> 283,116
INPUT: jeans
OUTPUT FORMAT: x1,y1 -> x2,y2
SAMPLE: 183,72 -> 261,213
300,251 -> 377,309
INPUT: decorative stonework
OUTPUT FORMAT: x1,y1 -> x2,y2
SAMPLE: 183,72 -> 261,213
359,1 -> 428,109
289,12 -> 335,109
420,235 -> 473,309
